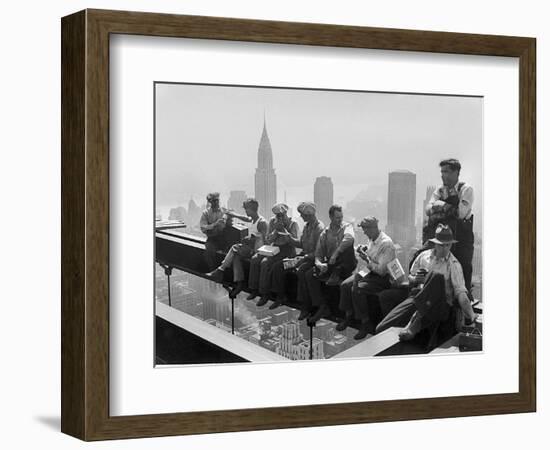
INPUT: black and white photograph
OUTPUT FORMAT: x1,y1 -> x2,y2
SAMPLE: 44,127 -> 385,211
4,0 -> 542,447
154,82 -> 484,364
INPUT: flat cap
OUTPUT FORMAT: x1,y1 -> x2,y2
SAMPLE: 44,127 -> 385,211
206,192 -> 220,202
358,216 -> 379,228
272,203 -> 289,214
297,201 -> 316,215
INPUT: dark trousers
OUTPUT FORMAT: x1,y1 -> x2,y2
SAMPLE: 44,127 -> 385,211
339,272 -> 391,323
295,259 -> 316,309
378,287 -> 409,319
453,216 -> 474,292
205,236 -> 225,271
248,246 -> 293,294
452,243 -> 474,293
305,260 -> 356,308
270,258 -> 315,302
375,297 -> 417,334
375,272 -> 448,334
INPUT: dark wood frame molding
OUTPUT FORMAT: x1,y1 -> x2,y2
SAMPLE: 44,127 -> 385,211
61,9 -> 536,441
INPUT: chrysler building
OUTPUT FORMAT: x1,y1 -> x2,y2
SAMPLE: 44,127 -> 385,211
254,117 -> 277,217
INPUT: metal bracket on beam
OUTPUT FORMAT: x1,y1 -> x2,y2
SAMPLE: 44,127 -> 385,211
307,321 -> 316,360
222,284 -> 236,335
160,264 -> 173,307
231,297 -> 235,335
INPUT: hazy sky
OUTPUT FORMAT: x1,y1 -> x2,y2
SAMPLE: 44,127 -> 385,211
155,82 -> 482,221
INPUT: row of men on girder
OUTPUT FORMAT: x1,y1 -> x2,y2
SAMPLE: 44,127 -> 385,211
201,158 -> 478,342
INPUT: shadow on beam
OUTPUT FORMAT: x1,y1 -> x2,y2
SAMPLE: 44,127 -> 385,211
155,316 -> 248,364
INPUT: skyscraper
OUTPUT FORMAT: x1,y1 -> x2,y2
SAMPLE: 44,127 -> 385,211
277,321 -> 303,360
422,185 -> 436,229
187,197 -> 201,232
314,176 -> 333,226
297,338 -> 324,360
386,170 -> 417,247
254,117 -> 277,217
276,321 -> 325,360
228,190 -> 247,213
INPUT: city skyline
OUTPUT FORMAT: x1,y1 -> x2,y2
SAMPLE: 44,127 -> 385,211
162,166 -> 483,251
155,83 -> 483,229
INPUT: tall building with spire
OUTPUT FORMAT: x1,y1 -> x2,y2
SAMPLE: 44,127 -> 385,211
254,116 -> 277,217
314,176 -> 334,226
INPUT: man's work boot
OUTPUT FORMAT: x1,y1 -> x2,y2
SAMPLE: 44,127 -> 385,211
354,321 -> 374,340
398,312 -> 423,341
325,271 -> 342,286
206,268 -> 224,283
336,315 -> 352,332
269,299 -> 282,310
256,295 -> 269,307
309,305 -> 330,323
229,281 -> 244,298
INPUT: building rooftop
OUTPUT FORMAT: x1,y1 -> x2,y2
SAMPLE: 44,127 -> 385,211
390,169 -> 415,174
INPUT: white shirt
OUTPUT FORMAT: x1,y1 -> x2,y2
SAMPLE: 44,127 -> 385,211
364,231 -> 396,276
410,249 -> 468,305
426,181 -> 474,220
246,216 -> 267,251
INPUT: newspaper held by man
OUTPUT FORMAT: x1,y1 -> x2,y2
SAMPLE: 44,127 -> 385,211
387,257 -> 406,283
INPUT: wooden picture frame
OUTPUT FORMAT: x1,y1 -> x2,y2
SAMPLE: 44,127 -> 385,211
61,9 -> 536,441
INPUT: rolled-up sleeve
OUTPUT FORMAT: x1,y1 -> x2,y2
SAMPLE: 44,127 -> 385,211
338,224 -> 355,251
315,232 -> 326,261
199,211 -> 210,233
450,260 -> 468,298
458,185 -> 474,219
371,242 -> 396,275
410,253 -> 422,275
302,222 -> 324,257
257,219 -> 268,241
426,189 -> 441,215
265,219 -> 277,244
410,251 -> 430,276
289,221 -> 299,239
314,223 -> 324,244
